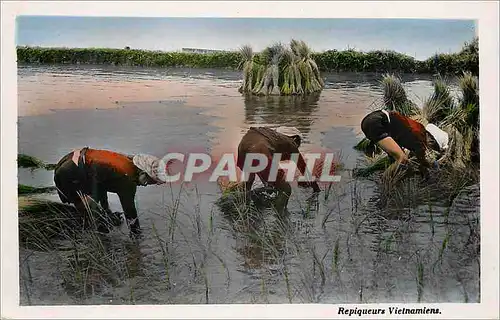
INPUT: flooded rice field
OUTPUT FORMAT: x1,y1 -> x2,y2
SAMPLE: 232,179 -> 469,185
17,65 -> 479,305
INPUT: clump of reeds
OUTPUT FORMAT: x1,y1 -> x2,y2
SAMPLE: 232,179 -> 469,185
18,153 -> 56,170
238,39 -> 324,96
421,77 -> 455,125
18,198 -> 83,250
353,153 -> 393,178
381,74 -> 420,116
19,195 -> 131,299
18,153 -> 58,198
439,71 -> 479,168
19,193 -> 121,250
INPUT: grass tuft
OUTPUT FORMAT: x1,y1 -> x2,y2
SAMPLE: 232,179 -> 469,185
18,154 -> 56,170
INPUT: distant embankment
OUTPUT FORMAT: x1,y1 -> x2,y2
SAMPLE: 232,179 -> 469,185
16,39 -> 478,76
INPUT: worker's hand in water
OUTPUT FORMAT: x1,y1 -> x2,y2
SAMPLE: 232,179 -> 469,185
127,218 -> 142,240
109,211 -> 124,227
298,181 -> 321,193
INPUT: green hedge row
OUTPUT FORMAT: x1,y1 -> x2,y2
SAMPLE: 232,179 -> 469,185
16,38 -> 478,76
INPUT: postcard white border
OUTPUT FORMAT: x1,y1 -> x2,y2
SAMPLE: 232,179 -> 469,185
2,1 -> 499,319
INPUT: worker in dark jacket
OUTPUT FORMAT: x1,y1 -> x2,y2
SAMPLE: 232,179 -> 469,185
361,110 -> 449,176
234,126 -> 320,214
53,147 -> 164,238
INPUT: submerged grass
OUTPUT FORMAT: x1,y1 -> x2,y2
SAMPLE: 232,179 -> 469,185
19,194 -> 140,300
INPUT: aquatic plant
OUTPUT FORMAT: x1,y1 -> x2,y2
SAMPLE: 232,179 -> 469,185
353,153 -> 394,178
18,193 -> 135,299
437,71 -> 479,168
18,197 -> 82,250
238,40 -> 324,96
18,184 -> 57,195
18,153 -> 56,170
381,74 -> 420,116
19,173 -> 480,304
418,78 -> 455,126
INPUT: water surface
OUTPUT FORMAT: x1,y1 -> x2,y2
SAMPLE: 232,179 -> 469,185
17,65 -> 479,305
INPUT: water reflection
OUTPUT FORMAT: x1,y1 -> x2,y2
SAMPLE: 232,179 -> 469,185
243,92 -> 321,136
18,65 -> 480,304
216,187 -> 291,269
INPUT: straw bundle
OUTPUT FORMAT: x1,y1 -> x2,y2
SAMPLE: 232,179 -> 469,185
239,39 -> 324,96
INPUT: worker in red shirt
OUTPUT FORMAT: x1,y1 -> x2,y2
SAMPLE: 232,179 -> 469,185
53,147 -> 164,238
360,110 -> 448,177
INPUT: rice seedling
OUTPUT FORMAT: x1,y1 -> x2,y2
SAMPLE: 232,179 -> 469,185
421,77 -> 455,125
438,72 -> 479,168
19,193 -> 135,300
18,184 -> 57,195
428,197 -> 435,237
416,261 -> 424,302
332,238 -> 340,274
238,45 -> 255,94
353,153 -> 393,178
432,231 -> 451,273
239,39 -> 325,96
151,221 -> 171,287
18,153 -> 56,170
283,260 -> 293,303
353,138 -> 383,156
381,74 -> 420,116
18,197 -> 83,250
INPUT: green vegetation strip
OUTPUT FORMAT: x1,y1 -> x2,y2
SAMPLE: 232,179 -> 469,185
18,153 -> 56,170
17,37 -> 477,76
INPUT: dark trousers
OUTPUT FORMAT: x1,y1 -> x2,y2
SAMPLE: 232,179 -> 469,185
53,152 -> 121,231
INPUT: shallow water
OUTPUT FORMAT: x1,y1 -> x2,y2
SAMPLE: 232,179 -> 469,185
17,65 -> 479,305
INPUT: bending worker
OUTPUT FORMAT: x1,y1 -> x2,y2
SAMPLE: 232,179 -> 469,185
360,109 -> 449,176
53,147 -> 164,238
234,126 -> 320,213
